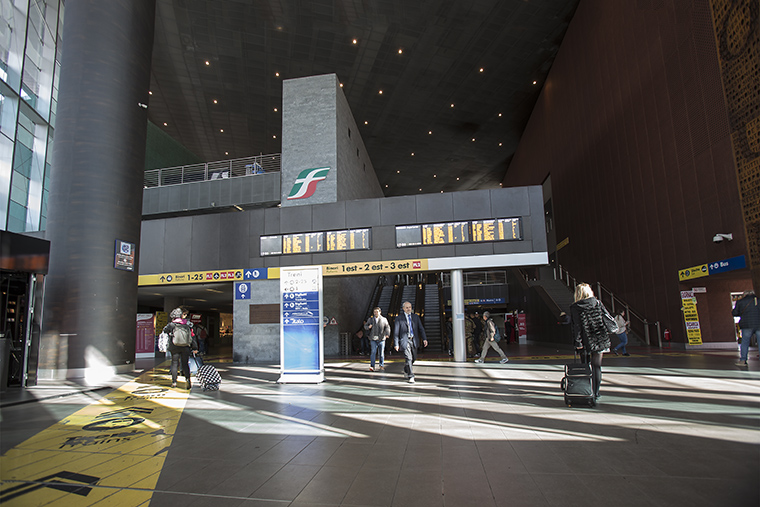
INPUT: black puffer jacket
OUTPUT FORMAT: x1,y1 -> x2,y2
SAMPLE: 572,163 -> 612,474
732,294 -> 760,329
570,297 -> 611,352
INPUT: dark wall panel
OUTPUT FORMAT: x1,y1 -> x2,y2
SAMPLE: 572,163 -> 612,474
505,0 -> 748,343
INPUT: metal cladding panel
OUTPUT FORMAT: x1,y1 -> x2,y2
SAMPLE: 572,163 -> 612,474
280,204 -> 313,233
490,187 -> 530,217
313,201 -> 346,230
416,193 -> 454,223
139,220 -> 166,273
192,214 -> 222,268
346,198 -> 382,227
380,196 -> 416,226
452,189 -> 491,219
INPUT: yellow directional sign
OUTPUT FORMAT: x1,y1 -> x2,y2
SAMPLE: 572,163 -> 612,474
678,263 -> 709,281
139,268 -> 244,286
323,259 -> 428,276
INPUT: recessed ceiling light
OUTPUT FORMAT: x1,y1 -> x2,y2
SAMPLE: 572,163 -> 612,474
398,48 -> 403,54
340,83 -> 344,87
450,103 -> 454,108
428,131 -> 432,135
498,113 -> 502,117
479,67 -> 484,72
225,151 -> 228,155
148,91 -> 152,95
441,190 -> 444,193
205,60 -> 210,66
471,138 -> 476,142
274,108 -> 278,112
419,188 -> 422,191
352,39 -> 357,44
433,174 -> 437,177
273,135 -> 277,139
499,142 -> 503,146
213,99 -> 218,104
378,90 -> 383,94
364,121 -> 368,124
163,122 -> 167,126
411,152 -> 414,156
457,177 -> 460,180
385,184 -> 388,188
532,80 -> 537,85
397,170 -> 400,173
275,72 -> 280,77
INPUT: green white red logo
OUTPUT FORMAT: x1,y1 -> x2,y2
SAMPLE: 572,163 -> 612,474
287,167 -> 330,200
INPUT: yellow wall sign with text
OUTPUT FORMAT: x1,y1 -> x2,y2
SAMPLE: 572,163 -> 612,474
678,263 -> 709,281
323,259 -> 428,276
680,290 -> 702,345
139,269 -> 244,286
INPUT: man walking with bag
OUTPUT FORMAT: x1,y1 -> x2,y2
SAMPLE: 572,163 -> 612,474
733,290 -> 759,366
474,311 -> 509,364
365,307 -> 390,371
393,301 -> 427,383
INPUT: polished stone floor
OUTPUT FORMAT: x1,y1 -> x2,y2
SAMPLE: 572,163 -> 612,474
1,345 -> 759,506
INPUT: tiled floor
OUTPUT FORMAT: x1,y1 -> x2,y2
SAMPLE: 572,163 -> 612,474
1,346 -> 759,506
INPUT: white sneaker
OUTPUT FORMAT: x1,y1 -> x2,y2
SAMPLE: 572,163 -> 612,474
474,359 -> 483,363
408,377 -> 415,384
500,357 -> 509,364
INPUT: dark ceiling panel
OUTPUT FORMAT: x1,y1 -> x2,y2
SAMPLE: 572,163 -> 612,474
148,0 -> 580,196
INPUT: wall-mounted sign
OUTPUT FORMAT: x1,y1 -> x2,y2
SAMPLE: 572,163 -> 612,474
279,266 -> 324,383
678,255 -> 746,282
138,269 -> 243,286
396,218 -> 522,248
261,229 -> 371,256
680,290 -> 702,345
114,240 -> 135,271
322,259 -> 427,276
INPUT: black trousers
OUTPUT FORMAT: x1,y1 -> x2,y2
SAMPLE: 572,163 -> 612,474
169,345 -> 191,383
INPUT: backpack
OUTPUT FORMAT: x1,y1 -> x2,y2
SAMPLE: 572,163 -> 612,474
172,324 -> 192,346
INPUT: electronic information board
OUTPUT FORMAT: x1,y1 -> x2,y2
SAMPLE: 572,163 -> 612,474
396,218 -> 522,247
325,228 -> 371,251
262,229 -> 371,256
283,232 -> 323,254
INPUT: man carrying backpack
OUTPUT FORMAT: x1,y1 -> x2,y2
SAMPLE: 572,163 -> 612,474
163,307 -> 198,389
474,311 -> 509,364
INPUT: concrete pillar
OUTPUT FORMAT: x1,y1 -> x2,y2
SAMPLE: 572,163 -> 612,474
40,0 -> 156,380
451,269 -> 467,362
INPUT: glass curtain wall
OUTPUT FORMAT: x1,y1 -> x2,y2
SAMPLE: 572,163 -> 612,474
0,0 -> 62,232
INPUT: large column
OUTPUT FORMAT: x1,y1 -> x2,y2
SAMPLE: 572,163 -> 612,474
40,0 -> 156,380
450,269 -> 467,362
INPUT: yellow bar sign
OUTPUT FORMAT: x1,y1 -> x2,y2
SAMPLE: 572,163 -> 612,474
323,259 -> 428,276
678,263 -> 709,281
557,237 -> 569,251
139,269 -> 244,286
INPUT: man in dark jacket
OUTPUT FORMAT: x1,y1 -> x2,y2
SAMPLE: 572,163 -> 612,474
732,290 -> 759,366
393,301 -> 428,383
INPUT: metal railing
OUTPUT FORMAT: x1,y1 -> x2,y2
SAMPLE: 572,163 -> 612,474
554,264 -> 661,347
144,154 -> 281,188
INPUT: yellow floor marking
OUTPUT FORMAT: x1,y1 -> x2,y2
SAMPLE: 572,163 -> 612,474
0,366 -> 190,506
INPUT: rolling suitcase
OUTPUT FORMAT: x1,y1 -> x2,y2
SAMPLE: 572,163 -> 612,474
192,355 -> 222,391
561,351 -> 595,407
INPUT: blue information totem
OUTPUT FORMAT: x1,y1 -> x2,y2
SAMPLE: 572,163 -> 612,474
279,266 -> 324,383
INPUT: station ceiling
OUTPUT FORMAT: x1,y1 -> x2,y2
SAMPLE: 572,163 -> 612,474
148,0 -> 579,197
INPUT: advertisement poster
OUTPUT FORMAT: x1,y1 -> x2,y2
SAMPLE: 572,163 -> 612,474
680,291 -> 703,345
517,313 -> 527,342
279,266 -> 324,383
136,314 -> 156,358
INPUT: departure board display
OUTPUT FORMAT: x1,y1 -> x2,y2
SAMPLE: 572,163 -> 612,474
422,221 -> 470,245
395,225 -> 423,247
471,218 -> 522,242
326,229 -> 371,251
260,235 -> 283,256
283,232 -> 324,254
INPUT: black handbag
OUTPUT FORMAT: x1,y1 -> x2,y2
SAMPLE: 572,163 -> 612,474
599,300 -> 619,334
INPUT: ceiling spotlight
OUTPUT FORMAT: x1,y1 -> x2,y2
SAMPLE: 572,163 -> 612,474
220,129 -> 224,133
471,138 -> 476,142
274,108 -> 278,112
275,72 -> 280,77
205,61 -> 210,66
378,90 -> 383,94
364,121 -> 368,124
450,103 -> 455,108
411,152 -> 414,156
163,122 -> 167,126
273,135 -> 277,139
532,80 -> 537,85
433,174 -> 437,177
397,170 -> 400,173
499,142 -> 503,146
428,131 -> 432,135
213,99 -> 218,104
457,177 -> 460,181
419,188 -> 422,191
498,113 -> 502,117
340,83 -> 344,87
479,67 -> 484,72
148,91 -> 152,95
225,151 -> 228,155
385,184 -> 388,188
352,39 -> 357,44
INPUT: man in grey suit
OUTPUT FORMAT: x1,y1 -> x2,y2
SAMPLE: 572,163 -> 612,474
393,301 -> 428,383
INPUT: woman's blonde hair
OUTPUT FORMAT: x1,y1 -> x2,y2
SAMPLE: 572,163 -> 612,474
574,283 -> 594,302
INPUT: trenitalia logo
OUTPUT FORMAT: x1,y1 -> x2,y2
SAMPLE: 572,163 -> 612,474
287,167 -> 330,200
